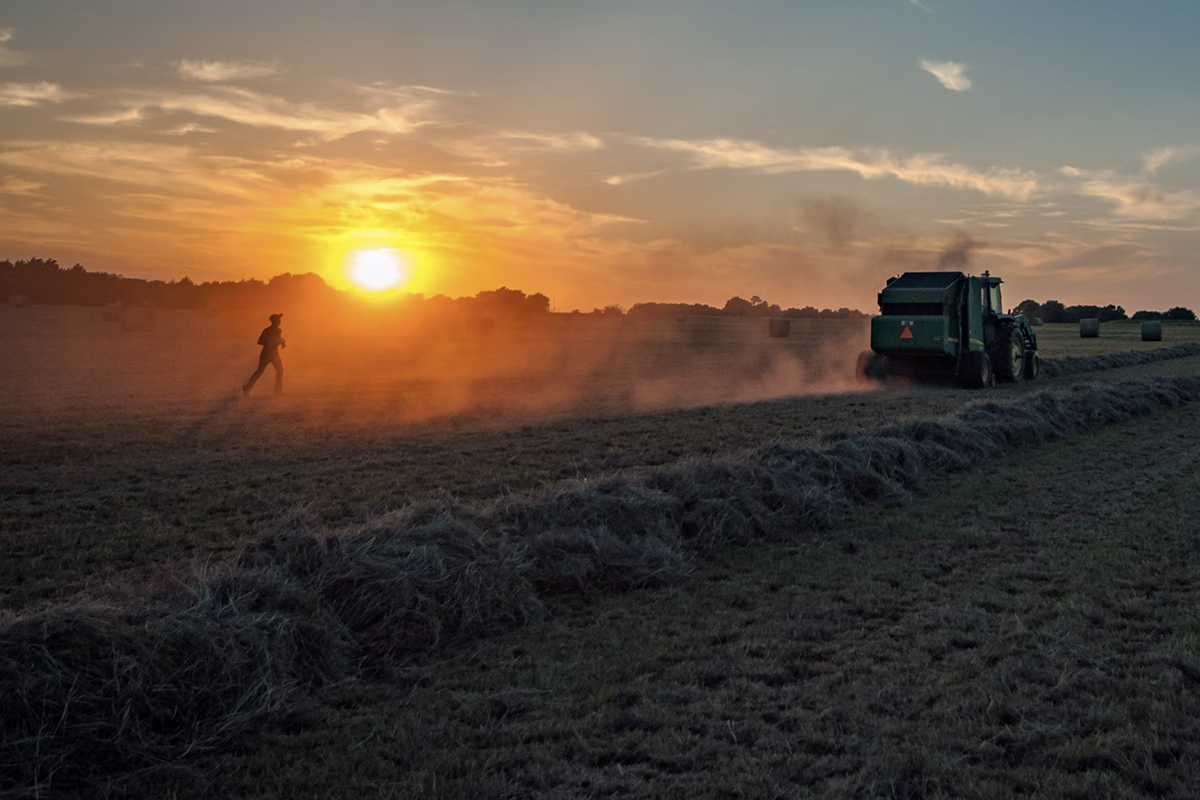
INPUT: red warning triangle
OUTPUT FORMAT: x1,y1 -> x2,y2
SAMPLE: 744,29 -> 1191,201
900,325 -> 914,340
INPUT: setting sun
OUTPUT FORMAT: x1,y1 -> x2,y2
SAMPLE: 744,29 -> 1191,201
349,249 -> 406,292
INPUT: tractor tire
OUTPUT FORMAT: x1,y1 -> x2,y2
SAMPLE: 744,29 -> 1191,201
855,350 -> 887,385
988,324 -> 1025,383
1023,349 -> 1041,380
959,350 -> 993,389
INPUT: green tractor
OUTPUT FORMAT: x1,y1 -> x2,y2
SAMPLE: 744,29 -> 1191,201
857,270 -> 1040,389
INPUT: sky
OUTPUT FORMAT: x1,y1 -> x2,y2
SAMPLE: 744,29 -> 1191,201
2,0 -> 1200,312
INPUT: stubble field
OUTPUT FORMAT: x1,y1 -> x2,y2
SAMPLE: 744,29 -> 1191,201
3,306 -> 1200,798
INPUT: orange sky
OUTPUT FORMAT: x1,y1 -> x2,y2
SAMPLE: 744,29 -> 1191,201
3,2 -> 1200,312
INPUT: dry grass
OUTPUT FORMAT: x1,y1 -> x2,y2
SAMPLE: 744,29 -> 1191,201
1041,342 -> 1200,377
5,307 -> 1200,796
5,361 -> 1200,795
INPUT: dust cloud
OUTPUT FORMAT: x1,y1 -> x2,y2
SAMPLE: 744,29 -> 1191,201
0,303 -> 871,434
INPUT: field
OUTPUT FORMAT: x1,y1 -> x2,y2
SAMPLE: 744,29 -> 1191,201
4,307 -> 1200,798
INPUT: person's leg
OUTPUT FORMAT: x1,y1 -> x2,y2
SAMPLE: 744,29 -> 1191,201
244,353 -> 270,394
272,354 -> 284,394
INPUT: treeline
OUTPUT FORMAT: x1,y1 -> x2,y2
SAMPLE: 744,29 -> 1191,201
0,258 -> 337,310
628,295 -> 866,320
0,258 -> 865,320
0,258 -> 553,318
1012,298 -> 1196,323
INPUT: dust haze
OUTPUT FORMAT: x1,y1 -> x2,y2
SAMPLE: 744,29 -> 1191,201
0,303 -> 871,435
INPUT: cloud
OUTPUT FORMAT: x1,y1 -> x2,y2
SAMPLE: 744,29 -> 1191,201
495,130 -> 603,152
0,175 -> 43,195
177,59 -> 284,82
66,85 -> 438,140
1141,145 -> 1200,174
634,137 -> 1040,199
909,0 -> 932,11
920,59 -> 971,91
0,28 -> 31,67
604,170 -> 667,186
165,122 -> 217,136
1078,178 -> 1200,220
440,129 -> 605,168
0,82 -> 71,106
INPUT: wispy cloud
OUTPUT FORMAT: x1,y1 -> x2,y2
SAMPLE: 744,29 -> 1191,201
164,122 -> 217,136
604,170 -> 667,186
495,131 -> 603,152
920,59 -> 971,91
0,28 -> 31,67
66,85 -> 438,140
633,137 -> 1040,199
0,82 -> 72,106
909,0 -> 932,12
177,59 -> 284,82
0,175 -> 43,195
1079,177 -> 1200,220
1141,145 -> 1200,174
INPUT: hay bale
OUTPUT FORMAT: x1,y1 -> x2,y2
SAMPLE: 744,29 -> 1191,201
1079,317 -> 1100,338
1142,320 -> 1163,342
1031,316 -> 1043,326
102,301 -> 124,322
768,318 -> 791,338
119,307 -> 157,332
7,295 -> 31,308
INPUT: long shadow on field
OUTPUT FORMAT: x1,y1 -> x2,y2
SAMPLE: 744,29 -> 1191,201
172,393 -> 244,445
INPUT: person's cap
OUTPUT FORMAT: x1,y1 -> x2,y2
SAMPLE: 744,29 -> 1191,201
269,313 -> 283,322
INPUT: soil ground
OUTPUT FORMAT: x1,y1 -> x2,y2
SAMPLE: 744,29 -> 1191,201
4,307 -> 1200,797
122,389 -> 1200,799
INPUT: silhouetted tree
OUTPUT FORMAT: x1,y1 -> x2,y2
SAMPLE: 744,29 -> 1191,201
1040,300 -> 1066,323
1013,299 -> 1041,318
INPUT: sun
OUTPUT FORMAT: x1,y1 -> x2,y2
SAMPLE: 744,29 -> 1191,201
349,249 -> 406,292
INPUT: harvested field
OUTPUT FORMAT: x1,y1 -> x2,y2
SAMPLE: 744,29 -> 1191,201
180,400 -> 1200,800
3,307 -> 1200,797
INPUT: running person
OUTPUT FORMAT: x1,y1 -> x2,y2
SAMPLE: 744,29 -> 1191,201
243,313 -> 286,396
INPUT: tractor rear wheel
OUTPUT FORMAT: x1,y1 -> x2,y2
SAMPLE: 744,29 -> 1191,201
855,350 -> 887,384
959,350 -> 993,389
989,324 -> 1025,382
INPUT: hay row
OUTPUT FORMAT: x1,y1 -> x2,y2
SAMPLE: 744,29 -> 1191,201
1041,342 -> 1200,377
6,374 -> 1200,794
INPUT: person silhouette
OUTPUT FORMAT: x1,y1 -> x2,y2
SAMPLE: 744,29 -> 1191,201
243,313 -> 286,396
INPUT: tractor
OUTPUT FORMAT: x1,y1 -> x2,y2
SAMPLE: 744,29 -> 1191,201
857,270 -> 1040,389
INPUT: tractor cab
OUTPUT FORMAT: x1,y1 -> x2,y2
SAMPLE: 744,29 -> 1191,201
981,271 -> 1003,317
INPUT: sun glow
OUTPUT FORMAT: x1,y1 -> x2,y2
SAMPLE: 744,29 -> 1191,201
349,249 -> 406,292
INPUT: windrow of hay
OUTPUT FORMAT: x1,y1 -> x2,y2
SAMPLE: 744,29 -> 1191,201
1041,342 -> 1200,377
7,374 -> 1200,794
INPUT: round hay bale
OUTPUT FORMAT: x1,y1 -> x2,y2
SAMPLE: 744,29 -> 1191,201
7,294 -> 31,308
1141,320 -> 1163,342
1079,317 -> 1100,338
1031,316 -> 1043,326
768,318 -> 791,338
119,307 -> 157,332
102,301 -> 124,322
